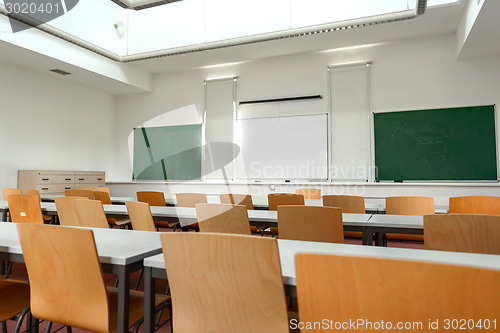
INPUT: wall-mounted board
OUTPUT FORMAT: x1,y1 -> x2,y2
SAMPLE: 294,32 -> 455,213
374,105 -> 497,181
133,124 -> 202,181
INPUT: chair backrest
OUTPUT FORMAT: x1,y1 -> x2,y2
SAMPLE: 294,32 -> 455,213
424,214 -> 500,254
161,233 -> 289,333
7,194 -> 44,224
3,188 -> 22,200
196,203 -> 251,235
25,189 -> 41,202
267,193 -> 305,211
322,195 -> 365,213
295,188 -> 321,199
65,189 -> 95,200
125,201 -> 156,232
449,196 -> 500,215
136,191 -> 166,207
295,253 -> 500,331
54,197 -> 89,226
386,196 -> 434,215
92,190 -> 112,205
277,206 -> 344,243
74,199 -> 109,228
175,193 -> 207,208
219,194 -> 254,210
17,224 -> 110,332
77,186 -> 110,194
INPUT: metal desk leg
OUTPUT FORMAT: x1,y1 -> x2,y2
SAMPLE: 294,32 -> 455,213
1,208 -> 8,222
144,267 -> 156,333
364,227 -> 374,246
117,266 -> 130,333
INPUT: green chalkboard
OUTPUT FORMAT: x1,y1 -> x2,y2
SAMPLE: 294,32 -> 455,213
133,124 -> 202,180
374,105 -> 497,181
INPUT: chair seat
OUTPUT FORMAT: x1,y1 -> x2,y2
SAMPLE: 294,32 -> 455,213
0,279 -> 30,322
154,220 -> 178,229
106,287 -> 170,333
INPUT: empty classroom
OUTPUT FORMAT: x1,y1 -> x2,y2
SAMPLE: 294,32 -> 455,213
1,0 -> 500,332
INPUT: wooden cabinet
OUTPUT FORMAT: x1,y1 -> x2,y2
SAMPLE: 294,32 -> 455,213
18,170 -> 105,194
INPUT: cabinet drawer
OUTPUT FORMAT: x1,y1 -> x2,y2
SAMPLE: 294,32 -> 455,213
37,175 -> 74,184
37,184 -> 74,194
75,174 -> 105,184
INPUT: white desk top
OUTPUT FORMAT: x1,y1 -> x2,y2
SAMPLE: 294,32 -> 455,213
144,239 -> 500,287
368,214 -> 424,229
0,222 -> 162,265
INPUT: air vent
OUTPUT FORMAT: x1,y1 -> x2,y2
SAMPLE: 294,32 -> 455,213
49,69 -> 72,75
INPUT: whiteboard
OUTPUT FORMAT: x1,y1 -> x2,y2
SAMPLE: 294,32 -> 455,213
236,114 -> 328,180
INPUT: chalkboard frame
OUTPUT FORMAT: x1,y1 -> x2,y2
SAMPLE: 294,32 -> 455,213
372,105 -> 498,182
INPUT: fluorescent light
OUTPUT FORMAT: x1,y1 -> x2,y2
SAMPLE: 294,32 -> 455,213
201,62 -> 243,69
321,43 -> 379,53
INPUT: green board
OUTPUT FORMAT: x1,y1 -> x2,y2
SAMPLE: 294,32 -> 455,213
374,105 -> 497,181
133,124 -> 202,180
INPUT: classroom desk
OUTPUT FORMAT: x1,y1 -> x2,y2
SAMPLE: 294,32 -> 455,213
142,238 -> 500,333
0,222 -> 162,333
368,214 -> 424,246
377,203 -> 449,214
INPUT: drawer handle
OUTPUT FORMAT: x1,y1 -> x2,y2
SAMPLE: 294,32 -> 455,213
79,178 -> 84,180
65,187 -> 71,190
65,178 -> 71,181
42,178 -> 49,181
97,178 -> 103,181
42,188 -> 49,190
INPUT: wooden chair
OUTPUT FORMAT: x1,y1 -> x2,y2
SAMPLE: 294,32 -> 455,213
54,196 -> 89,226
449,196 -> 500,215
7,194 -> 44,224
2,188 -> 21,200
323,195 -> 365,238
176,193 -> 207,230
125,201 -> 156,232
295,188 -> 321,199
175,193 -> 207,207
220,194 -> 263,234
78,186 -> 110,194
74,199 -> 110,228
196,203 -> 251,235
136,191 -> 176,230
0,279 -> 31,333
385,196 -> 435,241
219,194 -> 253,209
295,253 -> 500,332
267,193 -> 305,234
424,214 -> 500,254
2,188 -> 21,221
65,189 -> 95,200
93,191 -> 130,228
277,206 -> 344,243
17,223 -> 170,333
25,189 -> 53,223
161,233 -> 289,333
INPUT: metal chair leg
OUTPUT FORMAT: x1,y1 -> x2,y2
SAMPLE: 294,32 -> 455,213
13,307 -> 30,333
5,262 -> 13,278
44,321 -> 52,333
134,268 -> 144,290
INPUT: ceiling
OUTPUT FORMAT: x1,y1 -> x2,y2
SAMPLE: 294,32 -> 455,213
1,0 -> 490,94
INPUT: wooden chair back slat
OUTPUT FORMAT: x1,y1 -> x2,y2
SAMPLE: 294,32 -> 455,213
267,193 -> 305,211
295,188 -> 321,199
424,214 -> 500,254
219,194 -> 254,210
196,203 -> 251,235
278,206 -> 344,243
449,196 -> 500,215
125,201 -> 156,232
386,196 -> 435,215
175,193 -> 207,208
322,195 -> 365,213
161,233 -> 289,333
7,194 -> 44,224
296,253 -> 500,332
17,224 -> 110,332
74,200 -> 109,228
65,189 -> 95,200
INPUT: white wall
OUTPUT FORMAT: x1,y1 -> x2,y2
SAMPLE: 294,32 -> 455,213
111,34 -> 500,202
0,62 -> 115,193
